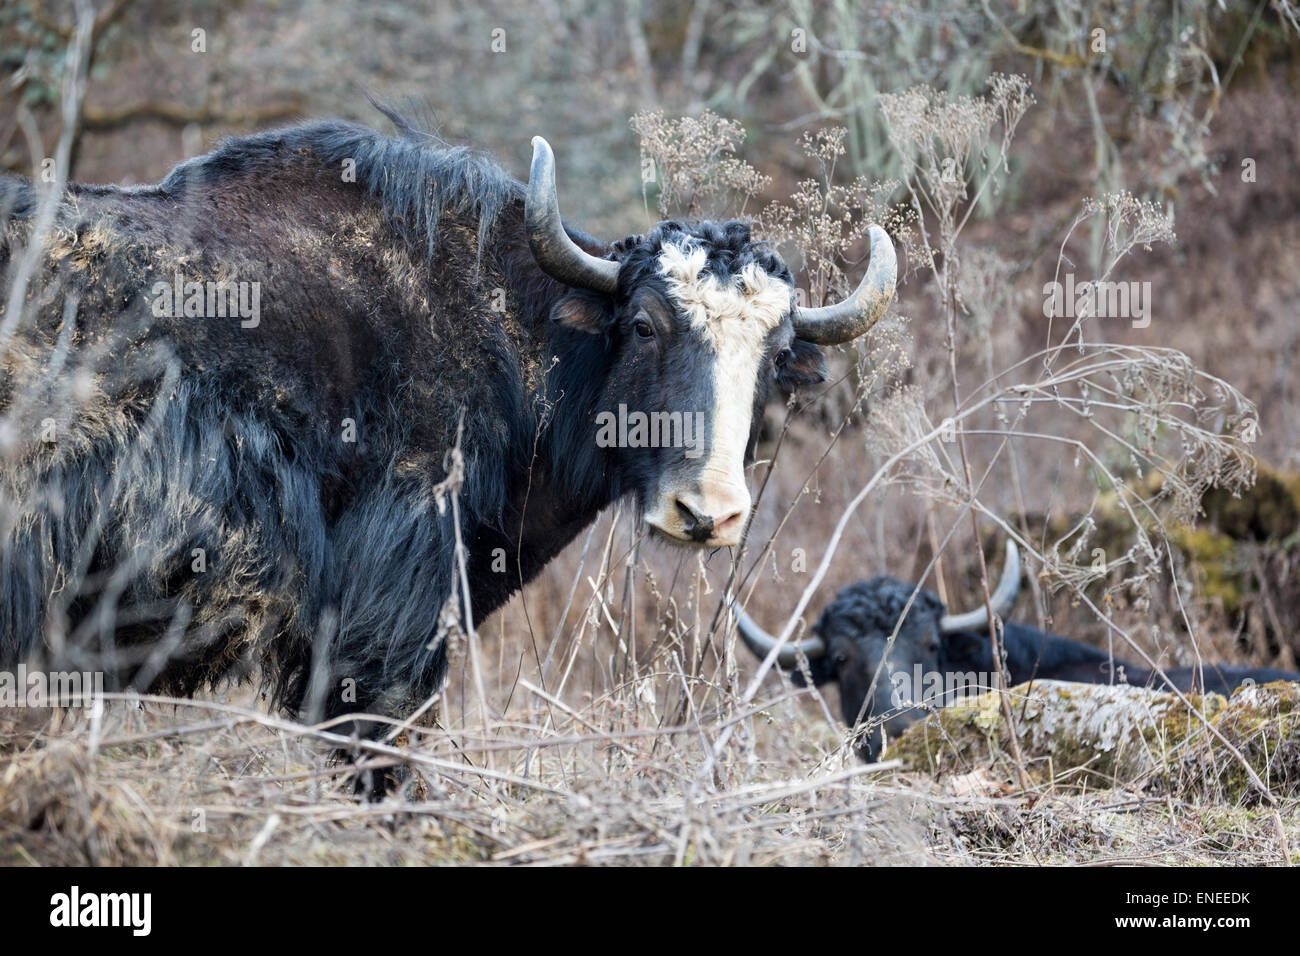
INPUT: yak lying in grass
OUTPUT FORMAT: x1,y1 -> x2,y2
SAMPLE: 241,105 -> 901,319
0,108 -> 897,780
733,541 -> 1300,760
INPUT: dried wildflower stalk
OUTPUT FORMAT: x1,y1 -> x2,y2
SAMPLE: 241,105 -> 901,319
629,109 -> 771,220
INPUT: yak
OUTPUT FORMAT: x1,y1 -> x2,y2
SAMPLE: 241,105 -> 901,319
732,540 -> 1300,760
0,109 -> 897,760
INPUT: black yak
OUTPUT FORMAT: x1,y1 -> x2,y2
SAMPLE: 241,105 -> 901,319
733,541 -> 1300,760
0,110 -> 896,748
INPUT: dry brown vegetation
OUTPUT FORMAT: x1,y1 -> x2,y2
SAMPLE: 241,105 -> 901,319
3,0 -> 1300,865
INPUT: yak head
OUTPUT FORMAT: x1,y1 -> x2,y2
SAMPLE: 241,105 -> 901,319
731,541 -> 1021,760
524,137 -> 896,548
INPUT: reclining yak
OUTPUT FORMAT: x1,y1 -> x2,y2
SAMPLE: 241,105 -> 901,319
0,109 -> 896,775
732,541 -> 1300,760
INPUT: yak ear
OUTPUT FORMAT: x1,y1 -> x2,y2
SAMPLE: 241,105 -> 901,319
776,338 -> 827,393
552,294 -> 609,335
548,228 -> 618,335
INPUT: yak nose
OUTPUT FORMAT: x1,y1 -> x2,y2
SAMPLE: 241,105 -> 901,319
674,488 -> 748,545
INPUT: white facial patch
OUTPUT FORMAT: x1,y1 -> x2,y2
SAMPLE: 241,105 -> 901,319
657,241 -> 791,502
657,243 -> 791,336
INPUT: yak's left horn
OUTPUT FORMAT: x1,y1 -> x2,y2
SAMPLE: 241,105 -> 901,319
728,598 -> 826,669
792,225 -> 897,345
939,540 -> 1022,634
525,136 -> 620,294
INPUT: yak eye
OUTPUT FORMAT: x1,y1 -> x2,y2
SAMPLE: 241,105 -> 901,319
633,311 -> 655,339
775,347 -> 793,367
834,651 -> 848,666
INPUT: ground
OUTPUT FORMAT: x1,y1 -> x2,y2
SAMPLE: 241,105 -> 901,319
3,677 -> 1297,866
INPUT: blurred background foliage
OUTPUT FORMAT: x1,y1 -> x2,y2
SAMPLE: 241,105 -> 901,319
3,1 -> 1295,232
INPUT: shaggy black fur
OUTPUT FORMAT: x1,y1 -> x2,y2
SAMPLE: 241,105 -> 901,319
0,110 -> 825,766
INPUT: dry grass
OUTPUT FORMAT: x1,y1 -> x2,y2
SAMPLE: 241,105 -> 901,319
4,678 -> 1297,866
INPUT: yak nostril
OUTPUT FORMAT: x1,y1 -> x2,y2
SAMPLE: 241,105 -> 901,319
712,509 -> 745,539
674,499 -> 715,542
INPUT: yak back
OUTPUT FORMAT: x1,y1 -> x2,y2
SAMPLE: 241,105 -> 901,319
0,117 -> 571,711
941,620 -> 1131,685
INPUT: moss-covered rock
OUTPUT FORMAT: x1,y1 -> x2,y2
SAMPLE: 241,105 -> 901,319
892,679 -> 1300,801
1201,464 -> 1300,543
993,466 -> 1300,621
1170,524 -> 1244,613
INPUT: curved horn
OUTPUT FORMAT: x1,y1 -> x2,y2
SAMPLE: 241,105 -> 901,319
940,540 -> 1022,633
728,598 -> 826,669
525,137 -> 620,294
793,225 -> 897,345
